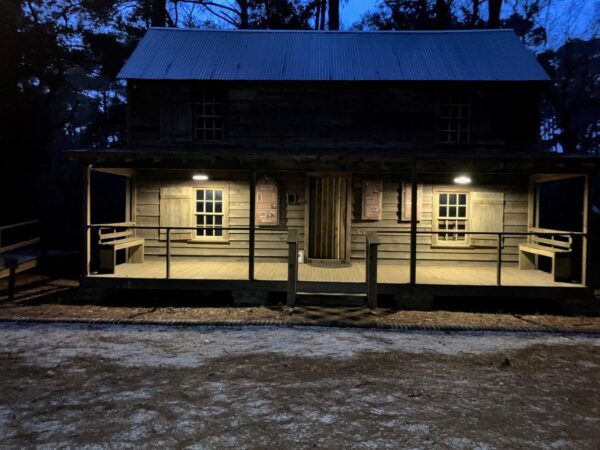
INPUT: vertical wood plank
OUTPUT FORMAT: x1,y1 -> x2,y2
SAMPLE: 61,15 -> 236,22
339,176 -> 346,261
82,164 -> 91,277
249,171 -> 256,281
582,174 -> 591,287
166,228 -> 171,279
304,175 -> 311,260
335,176 -> 341,260
287,229 -> 298,307
345,175 -> 352,264
409,169 -> 418,285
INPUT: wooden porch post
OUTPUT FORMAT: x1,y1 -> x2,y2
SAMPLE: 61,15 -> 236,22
287,229 -> 299,307
82,164 -> 91,277
582,174 -> 592,287
409,168 -> 418,286
366,231 -> 380,309
249,171 -> 256,281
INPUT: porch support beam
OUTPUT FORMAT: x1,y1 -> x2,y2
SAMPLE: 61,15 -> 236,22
82,164 -> 91,277
91,167 -> 135,178
248,171 -> 256,281
582,174 -> 592,287
409,167 -> 418,286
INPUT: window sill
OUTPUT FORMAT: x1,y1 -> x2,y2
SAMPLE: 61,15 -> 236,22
187,238 -> 230,245
430,244 -> 474,249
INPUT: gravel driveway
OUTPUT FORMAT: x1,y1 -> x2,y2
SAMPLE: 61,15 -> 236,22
0,323 -> 599,448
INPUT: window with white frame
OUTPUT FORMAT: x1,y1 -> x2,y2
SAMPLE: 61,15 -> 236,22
440,92 -> 470,144
195,188 -> 224,237
436,192 -> 468,243
194,91 -> 223,141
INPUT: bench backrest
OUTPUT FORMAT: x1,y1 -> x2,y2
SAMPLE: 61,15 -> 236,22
530,227 -> 572,251
98,222 -> 135,244
0,220 -> 41,254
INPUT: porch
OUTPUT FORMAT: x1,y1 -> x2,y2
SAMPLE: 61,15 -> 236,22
90,258 -> 580,288
76,157 -> 595,305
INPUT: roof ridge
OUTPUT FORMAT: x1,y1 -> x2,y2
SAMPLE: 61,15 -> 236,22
148,27 -> 515,34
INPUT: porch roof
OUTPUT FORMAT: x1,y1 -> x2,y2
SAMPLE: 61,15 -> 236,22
66,148 -> 599,174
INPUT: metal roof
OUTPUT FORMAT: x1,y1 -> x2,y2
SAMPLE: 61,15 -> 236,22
118,28 -> 549,81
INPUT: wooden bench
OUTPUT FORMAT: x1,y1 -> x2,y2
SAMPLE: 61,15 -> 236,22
0,220 -> 42,299
519,228 -> 572,282
98,223 -> 144,274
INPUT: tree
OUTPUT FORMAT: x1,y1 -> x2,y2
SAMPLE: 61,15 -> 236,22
329,0 -> 339,30
488,0 -> 502,28
538,39 -> 600,153
152,0 -> 167,26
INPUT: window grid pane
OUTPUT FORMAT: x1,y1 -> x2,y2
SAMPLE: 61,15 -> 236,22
195,188 -> 224,238
437,192 -> 468,242
194,91 -> 224,141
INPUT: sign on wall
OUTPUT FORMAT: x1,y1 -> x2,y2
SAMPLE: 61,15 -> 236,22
362,180 -> 383,220
256,175 -> 279,225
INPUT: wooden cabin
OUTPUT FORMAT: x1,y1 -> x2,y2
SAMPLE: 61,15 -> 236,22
68,28 -> 598,306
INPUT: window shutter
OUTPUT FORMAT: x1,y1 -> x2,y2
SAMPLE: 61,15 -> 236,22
159,187 -> 193,241
402,182 -> 422,221
160,87 -> 193,142
470,192 -> 504,247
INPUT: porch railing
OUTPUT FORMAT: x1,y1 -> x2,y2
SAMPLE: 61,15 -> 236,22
370,229 -> 587,286
87,223 -> 288,281
87,224 -> 590,308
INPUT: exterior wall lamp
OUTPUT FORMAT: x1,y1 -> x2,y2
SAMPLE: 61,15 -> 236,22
453,175 -> 472,185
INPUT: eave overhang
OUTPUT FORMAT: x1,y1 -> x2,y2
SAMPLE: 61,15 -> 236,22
65,148 -> 600,175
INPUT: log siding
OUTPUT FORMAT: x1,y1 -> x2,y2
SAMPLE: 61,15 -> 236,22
134,170 -> 528,266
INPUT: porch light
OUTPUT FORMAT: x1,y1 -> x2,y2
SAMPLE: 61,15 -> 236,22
193,174 -> 209,181
453,175 -> 472,185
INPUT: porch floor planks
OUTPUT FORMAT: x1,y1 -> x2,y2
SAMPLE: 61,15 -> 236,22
91,260 -> 581,288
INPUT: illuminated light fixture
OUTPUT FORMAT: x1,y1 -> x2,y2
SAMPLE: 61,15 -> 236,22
454,175 -> 472,185
192,174 -> 209,181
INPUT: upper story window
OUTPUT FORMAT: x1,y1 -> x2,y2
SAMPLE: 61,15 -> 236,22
194,91 -> 224,141
440,92 -> 471,144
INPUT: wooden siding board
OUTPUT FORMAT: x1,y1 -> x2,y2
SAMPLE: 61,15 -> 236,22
134,173 -> 529,264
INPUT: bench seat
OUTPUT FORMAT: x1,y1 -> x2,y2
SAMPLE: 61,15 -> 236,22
518,243 -> 570,258
518,237 -> 572,282
0,250 -> 40,280
98,233 -> 144,274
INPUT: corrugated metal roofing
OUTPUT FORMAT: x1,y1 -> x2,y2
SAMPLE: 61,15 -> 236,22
118,28 -> 549,81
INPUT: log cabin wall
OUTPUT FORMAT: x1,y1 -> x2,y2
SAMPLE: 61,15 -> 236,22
350,176 -> 529,266
134,170 -> 528,266
127,81 -> 540,152
135,170 -> 305,262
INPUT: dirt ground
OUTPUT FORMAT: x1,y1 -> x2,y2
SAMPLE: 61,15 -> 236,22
0,323 -> 599,448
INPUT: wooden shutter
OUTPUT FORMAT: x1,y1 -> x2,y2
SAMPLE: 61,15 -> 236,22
159,187 -> 193,241
402,182 -> 422,221
470,192 -> 504,247
160,86 -> 193,142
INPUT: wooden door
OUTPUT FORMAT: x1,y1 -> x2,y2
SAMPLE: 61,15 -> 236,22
306,174 -> 351,262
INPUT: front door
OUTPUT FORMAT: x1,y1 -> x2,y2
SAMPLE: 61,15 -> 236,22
306,174 -> 351,262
